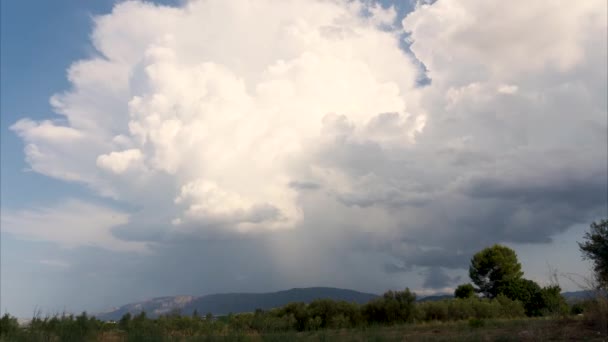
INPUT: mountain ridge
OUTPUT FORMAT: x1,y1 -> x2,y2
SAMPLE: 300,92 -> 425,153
96,287 -> 378,321
96,288 -> 593,321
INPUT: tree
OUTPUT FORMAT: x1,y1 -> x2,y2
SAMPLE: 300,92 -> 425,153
579,219 -> 608,289
469,244 -> 524,298
118,312 -> 131,331
539,285 -> 568,316
362,288 -> 416,324
0,313 -> 19,337
454,283 -> 475,299
497,278 -> 542,316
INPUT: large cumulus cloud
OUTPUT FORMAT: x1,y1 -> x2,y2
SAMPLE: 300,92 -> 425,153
6,0 -> 607,299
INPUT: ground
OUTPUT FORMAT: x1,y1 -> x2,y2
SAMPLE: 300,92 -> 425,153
94,317 -> 606,341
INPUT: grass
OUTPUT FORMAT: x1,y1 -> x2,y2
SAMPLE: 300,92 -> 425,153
0,316 -> 608,342
275,318 -> 603,342
79,317 -> 604,341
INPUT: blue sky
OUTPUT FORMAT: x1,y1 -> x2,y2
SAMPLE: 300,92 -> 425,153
1,0 -> 183,208
1,0 -> 606,317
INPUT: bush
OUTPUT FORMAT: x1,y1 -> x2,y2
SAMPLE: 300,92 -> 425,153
539,285 -> 568,317
570,302 -> 585,315
455,284 -> 476,299
0,313 -> 19,338
447,298 -> 475,320
276,302 -> 309,331
582,294 -> 608,336
306,316 -> 323,331
363,288 -> 416,324
416,301 -> 448,321
495,294 -> 526,318
470,299 -> 500,319
415,296 -> 525,322
468,318 -> 485,328
497,278 -> 567,317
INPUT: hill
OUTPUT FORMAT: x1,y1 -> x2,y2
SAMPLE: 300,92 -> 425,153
417,294 -> 453,302
562,290 -> 597,302
96,288 -> 594,321
97,287 -> 378,321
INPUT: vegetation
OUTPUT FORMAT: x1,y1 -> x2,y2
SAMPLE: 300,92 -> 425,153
469,244 -> 524,298
453,284 -> 475,299
577,218 -> 608,336
0,290 -> 592,341
579,218 -> 608,290
0,306 -> 601,341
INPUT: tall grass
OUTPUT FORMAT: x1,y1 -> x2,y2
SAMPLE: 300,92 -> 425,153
563,272 -> 608,337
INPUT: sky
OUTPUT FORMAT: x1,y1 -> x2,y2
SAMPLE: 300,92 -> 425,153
0,0 -> 606,317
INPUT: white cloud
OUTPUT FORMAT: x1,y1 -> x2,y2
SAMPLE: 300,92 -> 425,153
11,119 -> 83,142
1,200 -> 146,252
97,149 -> 145,174
12,0 -> 425,234
497,84 -> 518,95
403,0 -> 605,81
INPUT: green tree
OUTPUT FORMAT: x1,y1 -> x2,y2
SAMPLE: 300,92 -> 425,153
469,244 -> 524,298
497,278 -> 568,317
539,285 -> 568,316
454,284 -> 475,299
277,302 -> 308,331
362,288 -> 416,324
118,312 -> 131,331
579,219 -> 608,289
0,313 -> 20,337
497,278 -> 542,316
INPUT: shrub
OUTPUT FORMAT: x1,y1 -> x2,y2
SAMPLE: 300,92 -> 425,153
276,302 -> 309,331
495,294 -> 526,318
363,288 -> 416,324
447,298 -> 475,320
582,294 -> 608,336
455,284 -> 476,299
471,299 -> 499,319
539,285 -> 569,317
416,301 -> 448,321
0,313 -> 19,338
468,318 -> 485,328
306,316 -> 322,331
570,302 -> 585,315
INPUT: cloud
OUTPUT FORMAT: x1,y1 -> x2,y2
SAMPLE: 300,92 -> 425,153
39,259 -> 71,269
8,0 -> 607,297
97,149 -> 145,174
12,0 -> 427,234
1,200 -> 146,252
423,267 -> 461,289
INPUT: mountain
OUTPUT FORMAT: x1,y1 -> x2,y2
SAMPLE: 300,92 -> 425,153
96,288 -> 595,321
97,296 -> 196,321
562,290 -> 597,302
96,287 -> 378,321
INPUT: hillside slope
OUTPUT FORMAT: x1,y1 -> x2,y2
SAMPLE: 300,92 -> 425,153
97,287 -> 378,320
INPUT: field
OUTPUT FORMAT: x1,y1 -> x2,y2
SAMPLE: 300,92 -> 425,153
87,317 -> 603,341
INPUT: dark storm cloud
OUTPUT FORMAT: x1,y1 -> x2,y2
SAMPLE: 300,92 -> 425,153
423,267 -> 462,289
